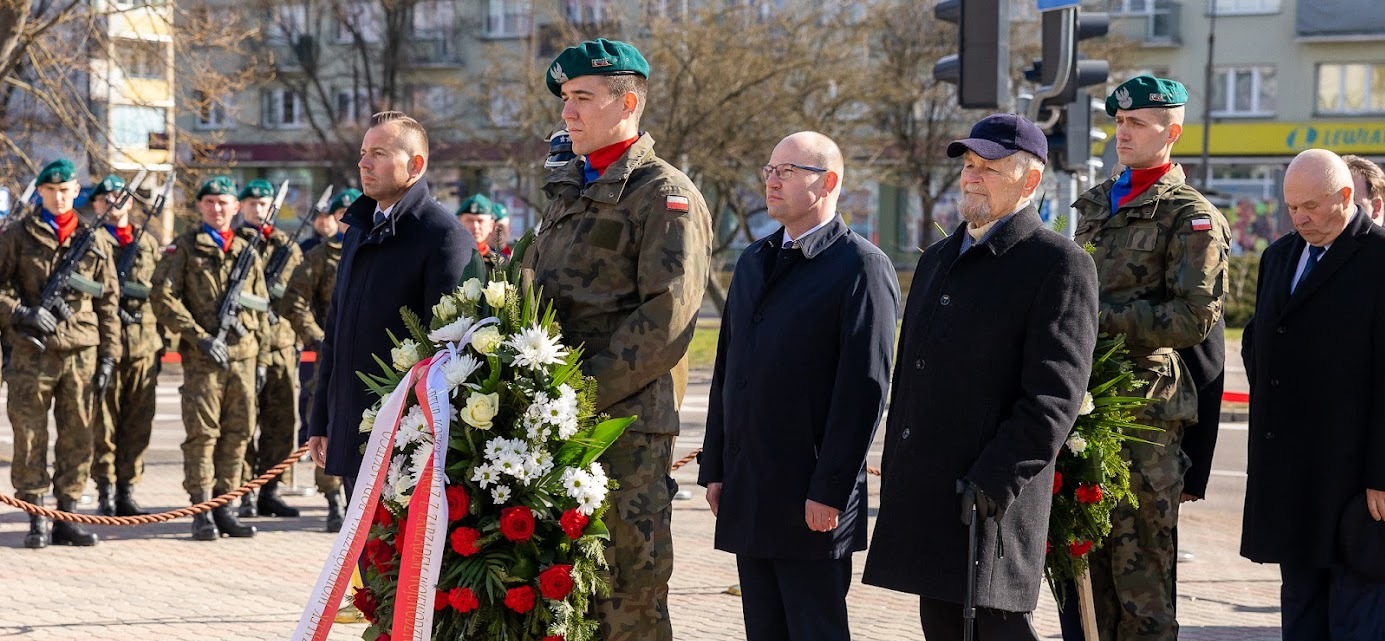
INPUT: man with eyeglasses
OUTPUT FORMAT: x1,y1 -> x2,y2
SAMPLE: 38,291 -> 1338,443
699,131 -> 899,641
524,38 -> 712,641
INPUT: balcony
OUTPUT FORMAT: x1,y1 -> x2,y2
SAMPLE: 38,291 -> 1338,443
1296,0 -> 1385,40
406,38 -> 462,67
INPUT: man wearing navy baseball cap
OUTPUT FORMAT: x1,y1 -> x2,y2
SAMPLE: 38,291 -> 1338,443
865,112 -> 1099,641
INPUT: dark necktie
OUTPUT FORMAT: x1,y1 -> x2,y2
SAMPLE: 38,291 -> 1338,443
1293,245 -> 1325,294
371,210 -> 388,235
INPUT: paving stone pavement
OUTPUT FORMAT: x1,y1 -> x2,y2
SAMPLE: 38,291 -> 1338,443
0,368 -> 1281,640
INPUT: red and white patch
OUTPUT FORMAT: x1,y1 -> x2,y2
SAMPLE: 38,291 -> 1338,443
665,195 -> 690,212
1190,217 -> 1212,232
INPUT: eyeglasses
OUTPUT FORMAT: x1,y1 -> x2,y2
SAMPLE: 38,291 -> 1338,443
761,162 -> 828,183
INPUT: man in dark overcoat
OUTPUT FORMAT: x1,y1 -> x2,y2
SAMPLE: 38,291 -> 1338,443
698,131 -> 898,641
863,114 -> 1099,640
1241,148 -> 1385,641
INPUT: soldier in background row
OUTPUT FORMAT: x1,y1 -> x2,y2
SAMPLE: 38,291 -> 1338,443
0,159 -> 120,549
151,176 -> 268,541
455,193 -> 502,268
90,174 -> 164,517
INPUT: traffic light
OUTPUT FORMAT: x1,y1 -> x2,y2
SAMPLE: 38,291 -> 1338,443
933,0 -> 1010,110
1046,90 -> 1100,172
1034,8 -> 1110,109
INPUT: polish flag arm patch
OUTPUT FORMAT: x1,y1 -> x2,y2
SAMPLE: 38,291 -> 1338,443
1190,216 -> 1213,232
665,195 -> 690,212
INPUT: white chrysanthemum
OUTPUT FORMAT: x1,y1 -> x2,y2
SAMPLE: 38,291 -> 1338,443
439,353 -> 482,391
525,420 -> 551,441
556,419 -> 579,440
384,454 -> 406,504
1067,433 -> 1089,454
429,316 -> 476,345
471,463 -> 500,489
484,437 -> 507,461
1078,392 -> 1096,416
458,278 -> 483,302
506,325 -> 569,371
395,405 -> 430,446
391,339 -> 422,371
576,492 -> 601,516
563,468 -> 593,497
525,451 -> 553,480
589,462 -> 607,485
491,485 -> 512,504
358,406 -> 378,434
495,452 -> 525,478
409,446 -> 433,483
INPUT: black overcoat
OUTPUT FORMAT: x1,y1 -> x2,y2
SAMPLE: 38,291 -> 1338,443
1178,316 -> 1226,499
308,179 -> 476,477
1240,211 -> 1385,567
862,207 -> 1098,612
697,217 -> 899,560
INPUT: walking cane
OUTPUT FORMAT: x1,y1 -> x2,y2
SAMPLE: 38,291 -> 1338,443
963,501 -> 978,641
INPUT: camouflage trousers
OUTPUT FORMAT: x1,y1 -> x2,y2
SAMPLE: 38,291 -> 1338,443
6,344 -> 98,502
297,358 -> 340,494
180,355 -> 256,495
92,350 -> 159,485
596,431 -> 676,641
1089,419 -> 1191,641
242,346 -> 298,483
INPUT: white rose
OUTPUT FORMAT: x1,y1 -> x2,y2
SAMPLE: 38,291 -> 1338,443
431,297 -> 459,323
358,407 -> 378,434
469,326 -> 503,355
483,281 -> 510,309
391,339 -> 422,371
460,391 -> 500,430
1067,433 -> 1088,455
459,278 -> 483,302
1079,392 -> 1096,416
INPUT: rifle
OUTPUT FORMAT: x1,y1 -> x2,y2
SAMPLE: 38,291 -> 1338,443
210,180 -> 288,363
114,172 -> 175,322
19,169 -> 148,350
263,184 -> 331,302
0,179 -> 38,233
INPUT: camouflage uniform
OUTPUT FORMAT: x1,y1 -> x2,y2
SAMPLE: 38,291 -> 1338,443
1072,163 -> 1230,641
523,133 -> 713,641
0,215 -> 122,501
235,225 -> 302,487
151,227 -> 270,496
93,229 -> 163,488
282,236 -> 342,495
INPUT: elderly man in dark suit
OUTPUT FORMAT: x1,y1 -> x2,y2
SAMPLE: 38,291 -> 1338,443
863,114 -> 1099,641
698,131 -> 898,641
305,111 -> 475,496
1241,148 -> 1385,641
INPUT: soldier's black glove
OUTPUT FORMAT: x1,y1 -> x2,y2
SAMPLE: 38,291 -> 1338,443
50,298 -> 74,321
118,308 -> 139,326
93,357 -> 116,393
959,481 -> 1000,526
305,334 -> 324,352
198,336 -> 231,369
256,365 -> 268,394
14,305 -> 59,335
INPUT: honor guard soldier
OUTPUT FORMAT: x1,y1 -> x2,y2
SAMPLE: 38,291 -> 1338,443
232,178 -> 304,518
525,39 -> 713,641
455,193 -> 502,267
284,187 -> 358,532
151,176 -> 270,540
1072,76 -> 1231,641
90,174 -> 164,517
0,158 -> 120,548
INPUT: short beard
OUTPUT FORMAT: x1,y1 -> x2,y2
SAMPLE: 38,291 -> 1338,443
959,197 -> 993,227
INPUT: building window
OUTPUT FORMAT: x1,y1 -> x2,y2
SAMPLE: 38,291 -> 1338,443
647,0 -> 697,19
485,0 -> 531,37
488,86 -> 522,127
263,88 -> 306,128
1210,0 -> 1280,15
337,2 -> 382,43
268,4 -> 308,43
1106,0 -> 1155,16
121,39 -> 165,80
412,0 -> 455,38
110,105 -> 168,149
194,90 -> 230,129
1210,66 -> 1275,117
564,0 -> 615,23
409,85 -> 451,117
335,90 -> 368,124
1317,63 -> 1385,115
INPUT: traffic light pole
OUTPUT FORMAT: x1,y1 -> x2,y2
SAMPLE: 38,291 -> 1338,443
1026,6 -> 1075,129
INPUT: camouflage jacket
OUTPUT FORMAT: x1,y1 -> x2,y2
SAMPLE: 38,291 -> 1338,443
524,133 -> 713,435
237,224 -> 302,351
0,214 -> 121,359
1073,163 -> 1230,423
106,227 -> 165,359
282,236 -> 340,346
151,227 -> 270,364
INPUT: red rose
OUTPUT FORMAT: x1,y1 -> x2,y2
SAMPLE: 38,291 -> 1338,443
504,585 -> 536,613
351,586 -> 378,622
559,508 -> 588,540
375,504 -> 394,527
499,506 -> 536,542
365,537 -> 394,574
448,586 -> 480,613
1070,540 -> 1094,557
538,564 -> 575,600
449,526 -> 481,556
446,485 -> 470,521
434,589 -> 449,611
541,636 -> 565,641
1075,483 -> 1104,505
1052,471 -> 1063,496
378,634 -> 391,641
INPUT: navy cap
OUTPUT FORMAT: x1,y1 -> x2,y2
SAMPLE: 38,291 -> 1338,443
947,113 -> 1048,164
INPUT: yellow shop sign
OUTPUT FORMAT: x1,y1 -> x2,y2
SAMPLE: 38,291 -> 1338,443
1099,121 -> 1385,156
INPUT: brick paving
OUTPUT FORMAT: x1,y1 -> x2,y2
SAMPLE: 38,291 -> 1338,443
0,367 -> 1280,640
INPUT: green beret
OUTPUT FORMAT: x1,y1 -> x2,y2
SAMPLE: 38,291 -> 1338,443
491,201 -> 508,221
197,176 -> 238,200
37,159 -> 77,185
1106,75 -> 1189,116
456,193 -> 494,217
91,174 -> 126,198
239,178 -> 275,200
546,38 -> 649,96
328,188 -> 362,213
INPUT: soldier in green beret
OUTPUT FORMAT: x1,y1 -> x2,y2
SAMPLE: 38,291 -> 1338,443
1072,75 -> 1231,641
231,178 -> 305,519
151,175 -> 270,540
527,38 -> 713,641
89,174 -> 164,517
456,193 -> 501,265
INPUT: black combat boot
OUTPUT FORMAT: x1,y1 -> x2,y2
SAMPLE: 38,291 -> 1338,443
18,493 -> 50,549
51,498 -> 99,546
212,501 -> 257,538
257,479 -> 301,517
95,480 -> 116,517
238,489 -> 259,518
324,490 -> 344,533
190,492 -> 219,541
114,482 -> 149,516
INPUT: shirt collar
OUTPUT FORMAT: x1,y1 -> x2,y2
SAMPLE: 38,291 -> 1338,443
781,216 -> 834,247
960,209 -> 1021,254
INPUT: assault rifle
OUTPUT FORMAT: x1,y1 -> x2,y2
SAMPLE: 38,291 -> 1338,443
19,169 -> 147,350
263,184 -> 332,302
210,180 -> 288,365
0,179 -> 37,233
113,173 -> 176,323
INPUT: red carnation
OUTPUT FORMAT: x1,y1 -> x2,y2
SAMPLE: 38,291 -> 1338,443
365,537 -> 394,574
538,564 -> 575,600
378,634 -> 391,641
1075,483 -> 1104,505
434,589 -> 449,611
448,586 -> 480,613
504,585 -> 537,613
375,503 -> 394,527
560,508 -> 588,540
1070,540 -> 1094,557
449,526 -> 481,556
499,506 -> 536,542
1052,471 -> 1063,496
351,586 -> 379,622
541,636 -> 565,641
446,485 -> 470,521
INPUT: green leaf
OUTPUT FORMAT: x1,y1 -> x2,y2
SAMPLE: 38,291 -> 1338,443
555,416 -> 637,468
